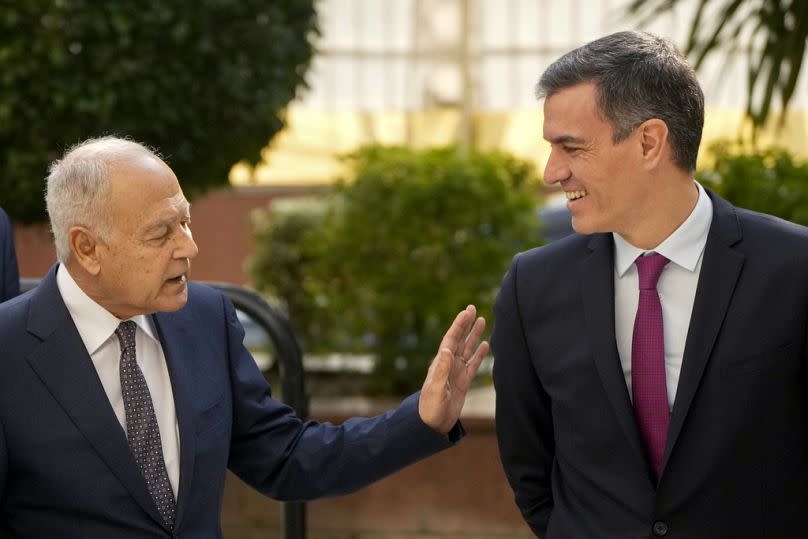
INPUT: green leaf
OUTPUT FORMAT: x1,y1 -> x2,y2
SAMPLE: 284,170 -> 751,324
0,0 -> 318,222
629,0 -> 808,134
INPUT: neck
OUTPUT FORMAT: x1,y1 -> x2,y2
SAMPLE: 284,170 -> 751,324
619,172 -> 699,250
63,260 -> 130,320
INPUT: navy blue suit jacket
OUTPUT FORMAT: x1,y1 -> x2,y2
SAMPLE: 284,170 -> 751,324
0,266 -> 459,537
493,191 -> 808,538
0,209 -> 19,302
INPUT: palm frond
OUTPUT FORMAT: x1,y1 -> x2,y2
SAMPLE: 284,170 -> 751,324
629,0 -> 808,133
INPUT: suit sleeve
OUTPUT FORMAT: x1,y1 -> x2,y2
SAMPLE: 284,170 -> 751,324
492,254 -> 554,537
804,307 -> 808,389
0,210 -> 19,302
0,415 -> 6,501
221,295 -> 463,501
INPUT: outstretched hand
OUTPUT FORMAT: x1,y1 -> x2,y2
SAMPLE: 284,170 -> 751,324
418,305 -> 489,434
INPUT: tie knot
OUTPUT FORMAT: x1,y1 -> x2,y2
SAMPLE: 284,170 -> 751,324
635,252 -> 669,290
115,320 -> 137,351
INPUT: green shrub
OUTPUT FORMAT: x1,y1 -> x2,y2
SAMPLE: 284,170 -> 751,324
697,143 -> 808,226
249,197 -> 336,352
250,145 -> 541,394
0,1 -> 317,222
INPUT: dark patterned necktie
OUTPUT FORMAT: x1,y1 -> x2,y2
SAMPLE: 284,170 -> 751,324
116,321 -> 176,530
631,253 -> 670,478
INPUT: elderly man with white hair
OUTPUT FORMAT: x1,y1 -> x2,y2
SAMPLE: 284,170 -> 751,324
0,136 -> 488,538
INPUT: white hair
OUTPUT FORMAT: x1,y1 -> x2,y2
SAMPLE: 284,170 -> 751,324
45,136 -> 163,262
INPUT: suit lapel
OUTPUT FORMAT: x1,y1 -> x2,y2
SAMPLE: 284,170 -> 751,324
581,234 -> 648,466
661,192 -> 744,474
24,266 -> 167,529
153,310 -> 197,528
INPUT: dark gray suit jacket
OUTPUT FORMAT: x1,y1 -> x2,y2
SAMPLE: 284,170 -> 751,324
493,191 -> 808,538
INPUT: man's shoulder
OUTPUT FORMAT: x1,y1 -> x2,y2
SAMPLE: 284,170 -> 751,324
178,281 -> 235,322
187,280 -> 224,300
0,288 -> 41,363
709,200 -> 808,279
733,206 -> 808,251
735,205 -> 808,233
501,233 -> 596,294
0,286 -> 36,327
515,232 -> 595,268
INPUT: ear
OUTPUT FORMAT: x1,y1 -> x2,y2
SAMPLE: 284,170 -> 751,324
68,226 -> 103,276
638,118 -> 669,170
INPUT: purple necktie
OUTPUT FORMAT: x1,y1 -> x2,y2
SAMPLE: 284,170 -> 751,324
631,252 -> 670,478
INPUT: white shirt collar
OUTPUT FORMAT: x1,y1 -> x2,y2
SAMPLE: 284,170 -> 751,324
56,264 -> 159,355
613,181 -> 713,277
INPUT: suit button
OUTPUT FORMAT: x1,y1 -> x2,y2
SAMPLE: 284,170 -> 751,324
653,521 -> 669,536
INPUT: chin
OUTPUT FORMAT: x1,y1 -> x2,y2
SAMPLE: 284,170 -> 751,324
571,215 -> 612,236
570,219 -> 594,235
156,295 -> 189,313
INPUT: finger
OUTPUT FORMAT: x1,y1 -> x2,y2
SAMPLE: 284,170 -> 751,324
460,316 -> 486,362
463,340 -> 490,380
439,305 -> 476,353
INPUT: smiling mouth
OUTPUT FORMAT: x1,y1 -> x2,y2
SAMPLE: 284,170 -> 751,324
565,189 -> 588,200
166,274 -> 186,285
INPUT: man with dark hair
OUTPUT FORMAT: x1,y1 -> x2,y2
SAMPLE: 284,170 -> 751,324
0,207 -> 20,302
0,136 -> 489,537
493,31 -> 808,538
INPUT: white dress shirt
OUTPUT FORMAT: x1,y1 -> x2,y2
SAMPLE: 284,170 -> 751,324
613,182 -> 713,410
56,265 -> 180,497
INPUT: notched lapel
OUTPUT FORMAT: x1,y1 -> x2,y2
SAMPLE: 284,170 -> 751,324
153,310 -> 198,528
662,194 -> 744,475
581,234 -> 647,466
25,317 -> 167,530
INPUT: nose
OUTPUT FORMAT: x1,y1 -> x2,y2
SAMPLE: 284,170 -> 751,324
175,225 -> 199,260
543,148 -> 570,186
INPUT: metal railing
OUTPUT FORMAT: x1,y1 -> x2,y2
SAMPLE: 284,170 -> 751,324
19,278 -> 308,539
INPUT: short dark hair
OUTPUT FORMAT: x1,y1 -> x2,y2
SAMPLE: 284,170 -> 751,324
537,31 -> 704,172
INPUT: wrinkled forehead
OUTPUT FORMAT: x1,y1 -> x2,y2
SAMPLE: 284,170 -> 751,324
154,191 -> 191,222
140,192 -> 191,237
106,156 -> 186,218
166,191 -> 190,211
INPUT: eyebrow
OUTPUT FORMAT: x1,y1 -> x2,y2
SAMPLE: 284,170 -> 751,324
144,204 -> 192,234
546,135 -> 586,145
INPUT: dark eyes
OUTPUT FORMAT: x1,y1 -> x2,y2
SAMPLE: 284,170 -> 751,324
562,146 -> 581,154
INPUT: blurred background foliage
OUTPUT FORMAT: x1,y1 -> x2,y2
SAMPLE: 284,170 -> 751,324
698,143 -> 808,226
629,0 -> 808,133
250,145 -> 541,394
250,141 -> 808,394
0,0 -> 317,222
5,0 -> 808,397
